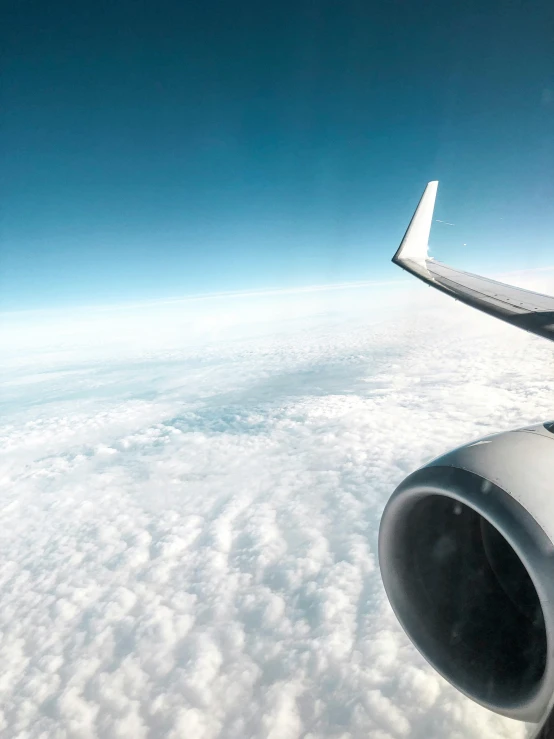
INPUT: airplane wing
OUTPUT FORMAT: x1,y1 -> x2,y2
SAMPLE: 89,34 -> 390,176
393,181 -> 554,342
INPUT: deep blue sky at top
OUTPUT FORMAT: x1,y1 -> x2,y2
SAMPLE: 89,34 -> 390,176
2,0 -> 553,309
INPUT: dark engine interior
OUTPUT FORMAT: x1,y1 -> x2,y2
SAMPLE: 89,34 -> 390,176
399,495 -> 546,708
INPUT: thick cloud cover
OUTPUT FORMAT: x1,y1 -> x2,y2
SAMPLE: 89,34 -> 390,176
2,279 -> 553,738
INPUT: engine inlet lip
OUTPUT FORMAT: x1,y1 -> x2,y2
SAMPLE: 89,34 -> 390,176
379,465 -> 554,724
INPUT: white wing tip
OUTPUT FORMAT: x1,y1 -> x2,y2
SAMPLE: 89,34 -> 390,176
393,181 -> 439,265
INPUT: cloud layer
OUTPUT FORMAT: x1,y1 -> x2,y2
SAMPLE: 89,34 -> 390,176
2,283 -> 553,738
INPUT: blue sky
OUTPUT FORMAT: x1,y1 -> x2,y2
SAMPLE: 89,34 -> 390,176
2,0 -> 553,310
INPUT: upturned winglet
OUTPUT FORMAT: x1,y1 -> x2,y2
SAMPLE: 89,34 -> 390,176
392,180 -> 438,266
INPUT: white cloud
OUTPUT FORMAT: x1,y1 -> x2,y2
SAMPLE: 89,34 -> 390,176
1,282 -> 550,738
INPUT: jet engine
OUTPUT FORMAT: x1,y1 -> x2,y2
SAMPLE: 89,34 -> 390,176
379,421 -> 554,724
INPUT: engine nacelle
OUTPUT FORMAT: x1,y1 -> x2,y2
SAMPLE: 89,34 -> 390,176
379,422 -> 554,723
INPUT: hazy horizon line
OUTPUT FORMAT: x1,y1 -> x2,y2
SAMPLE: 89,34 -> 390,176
0,278 -> 407,319
3,264 -> 554,320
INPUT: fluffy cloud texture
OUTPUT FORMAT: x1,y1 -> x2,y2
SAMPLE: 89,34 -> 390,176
2,279 -> 553,739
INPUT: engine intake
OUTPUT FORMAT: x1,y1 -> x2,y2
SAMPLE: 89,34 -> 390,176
379,423 -> 554,723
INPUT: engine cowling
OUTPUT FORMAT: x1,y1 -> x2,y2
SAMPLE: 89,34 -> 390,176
379,422 -> 554,724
